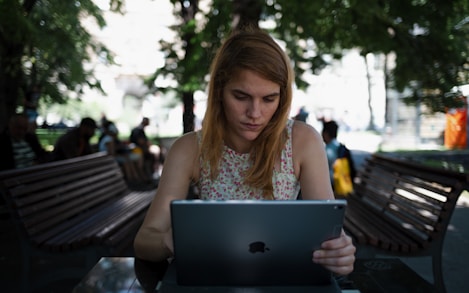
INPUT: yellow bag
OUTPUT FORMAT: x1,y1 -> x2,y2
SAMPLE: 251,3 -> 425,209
131,146 -> 143,155
333,157 -> 354,196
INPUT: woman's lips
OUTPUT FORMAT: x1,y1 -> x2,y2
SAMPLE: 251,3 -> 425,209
243,123 -> 261,130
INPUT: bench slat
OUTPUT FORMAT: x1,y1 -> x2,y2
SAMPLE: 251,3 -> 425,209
344,153 -> 467,293
15,169 -> 124,216
346,197 -> 421,252
28,181 -> 128,243
3,154 -> 117,189
42,193 -> 147,251
0,152 -> 157,292
0,152 -> 155,253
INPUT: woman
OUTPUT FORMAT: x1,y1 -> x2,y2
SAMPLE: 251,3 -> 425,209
134,28 -> 355,276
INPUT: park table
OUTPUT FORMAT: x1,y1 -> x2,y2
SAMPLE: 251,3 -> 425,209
72,257 -> 435,292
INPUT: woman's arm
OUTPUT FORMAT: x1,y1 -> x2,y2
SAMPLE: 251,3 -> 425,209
291,121 -> 356,275
134,132 -> 199,261
291,121 -> 334,200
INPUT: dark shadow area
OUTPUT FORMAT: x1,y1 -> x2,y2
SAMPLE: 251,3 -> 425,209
0,216 -> 134,293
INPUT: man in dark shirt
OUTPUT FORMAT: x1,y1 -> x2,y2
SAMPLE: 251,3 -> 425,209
130,117 -> 156,178
52,117 -> 97,161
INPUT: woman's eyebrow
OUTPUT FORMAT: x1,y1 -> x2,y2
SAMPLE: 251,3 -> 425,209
231,89 -> 280,98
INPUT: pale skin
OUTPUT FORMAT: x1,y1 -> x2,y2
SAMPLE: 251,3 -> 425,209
134,69 -> 356,275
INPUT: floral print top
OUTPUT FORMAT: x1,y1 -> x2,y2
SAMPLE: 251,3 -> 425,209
198,119 -> 300,200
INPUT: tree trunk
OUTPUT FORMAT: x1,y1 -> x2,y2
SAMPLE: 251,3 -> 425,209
364,54 -> 376,131
182,91 -> 195,133
0,1 -> 36,132
0,45 -> 24,132
384,54 -> 390,126
179,0 -> 198,133
232,0 -> 262,29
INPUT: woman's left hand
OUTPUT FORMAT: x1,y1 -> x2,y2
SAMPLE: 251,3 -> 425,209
312,231 -> 356,275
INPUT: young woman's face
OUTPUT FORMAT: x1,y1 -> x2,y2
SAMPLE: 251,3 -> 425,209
222,69 -> 280,152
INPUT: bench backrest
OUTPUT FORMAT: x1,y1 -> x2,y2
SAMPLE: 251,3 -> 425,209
355,153 -> 468,249
0,152 -> 128,245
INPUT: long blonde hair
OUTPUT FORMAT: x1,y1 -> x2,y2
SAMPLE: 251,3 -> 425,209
200,29 -> 294,199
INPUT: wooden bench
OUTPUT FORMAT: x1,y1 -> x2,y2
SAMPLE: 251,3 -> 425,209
0,152 -> 156,292
343,153 -> 469,293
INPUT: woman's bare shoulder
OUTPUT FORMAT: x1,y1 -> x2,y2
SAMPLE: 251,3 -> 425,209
169,132 -> 198,151
164,132 -> 199,164
159,131 -> 200,185
291,120 -> 326,168
291,120 -> 323,145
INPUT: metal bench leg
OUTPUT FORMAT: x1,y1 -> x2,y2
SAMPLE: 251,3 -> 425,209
20,243 -> 31,293
433,249 -> 446,293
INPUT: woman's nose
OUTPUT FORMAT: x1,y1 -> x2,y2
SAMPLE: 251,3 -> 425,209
247,100 -> 261,118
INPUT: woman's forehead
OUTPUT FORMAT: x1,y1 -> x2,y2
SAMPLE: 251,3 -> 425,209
226,69 -> 280,93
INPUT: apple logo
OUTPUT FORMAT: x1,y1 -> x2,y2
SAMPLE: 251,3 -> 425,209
248,241 -> 270,253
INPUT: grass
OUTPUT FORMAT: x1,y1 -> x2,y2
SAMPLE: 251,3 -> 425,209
36,129 -> 68,151
376,148 -> 469,174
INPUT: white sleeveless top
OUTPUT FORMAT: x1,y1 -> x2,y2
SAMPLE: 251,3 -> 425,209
198,120 -> 300,200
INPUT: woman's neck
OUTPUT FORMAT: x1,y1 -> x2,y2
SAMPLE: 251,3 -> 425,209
223,136 -> 252,154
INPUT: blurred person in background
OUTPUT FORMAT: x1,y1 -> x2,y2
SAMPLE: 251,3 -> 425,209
321,120 -> 356,196
52,117 -> 97,161
130,117 -> 160,179
0,113 -> 50,171
99,120 -> 152,185
294,106 -> 309,123
24,85 -> 41,129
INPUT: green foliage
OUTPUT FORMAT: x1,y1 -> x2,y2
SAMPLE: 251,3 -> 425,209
271,0 -> 469,112
152,0 -> 469,116
146,0 -> 231,97
2,0 -> 467,131
0,0 -> 124,131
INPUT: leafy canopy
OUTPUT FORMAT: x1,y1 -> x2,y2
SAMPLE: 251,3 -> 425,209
0,0 -> 124,131
149,0 -> 469,115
